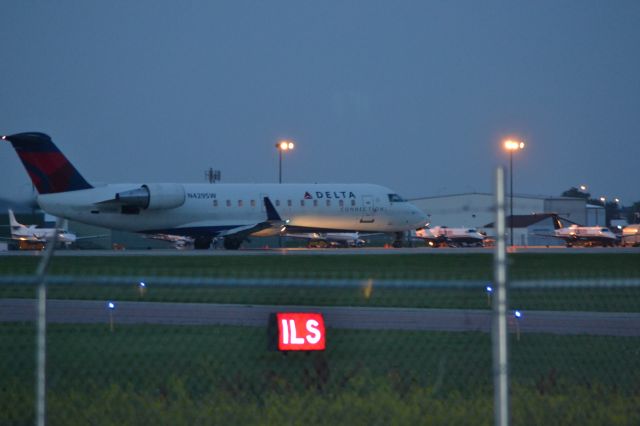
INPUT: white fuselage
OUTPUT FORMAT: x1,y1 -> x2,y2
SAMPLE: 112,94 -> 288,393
621,225 -> 640,246
285,232 -> 367,247
11,226 -> 77,244
555,225 -> 618,246
36,183 -> 427,237
413,226 -> 485,247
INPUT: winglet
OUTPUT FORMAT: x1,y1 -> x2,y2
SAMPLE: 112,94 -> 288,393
264,197 -> 282,221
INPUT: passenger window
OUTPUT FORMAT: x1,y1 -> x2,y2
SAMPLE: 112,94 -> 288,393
339,200 -> 344,207
226,200 -> 231,207
313,200 -> 318,207
276,200 -> 280,207
213,200 -> 218,207
351,199 -> 356,207
250,200 -> 256,207
300,200 -> 305,207
326,200 -> 331,207
238,200 -> 243,207
287,200 -> 292,207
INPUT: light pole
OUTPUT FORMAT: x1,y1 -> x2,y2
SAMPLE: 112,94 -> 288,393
597,196 -> 606,226
275,140 -> 295,184
504,139 -> 525,247
578,185 -> 589,224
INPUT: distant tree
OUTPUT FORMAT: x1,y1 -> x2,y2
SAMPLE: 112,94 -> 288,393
561,187 -> 590,199
603,201 -> 621,226
626,201 -> 640,224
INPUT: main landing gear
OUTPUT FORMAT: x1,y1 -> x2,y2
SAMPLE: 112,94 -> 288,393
194,236 -> 212,250
392,232 -> 404,248
223,237 -> 243,250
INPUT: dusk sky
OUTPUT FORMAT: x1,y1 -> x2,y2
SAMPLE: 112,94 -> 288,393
2,1 -> 639,205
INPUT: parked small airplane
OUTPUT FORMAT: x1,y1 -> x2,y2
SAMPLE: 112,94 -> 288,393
144,233 -> 195,249
3,132 -> 428,249
4,209 -> 106,248
413,225 -> 486,247
286,232 -> 367,248
620,224 -> 640,247
545,215 -> 618,247
5,209 -> 76,245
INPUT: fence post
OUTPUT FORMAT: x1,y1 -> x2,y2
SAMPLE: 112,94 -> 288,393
493,167 -> 510,426
35,219 -> 61,426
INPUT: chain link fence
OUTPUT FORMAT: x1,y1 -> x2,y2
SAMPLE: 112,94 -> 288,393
1,249 -> 639,425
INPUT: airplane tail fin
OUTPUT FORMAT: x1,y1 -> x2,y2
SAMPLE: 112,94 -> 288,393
2,132 -> 93,194
551,214 -> 563,230
8,209 -> 24,231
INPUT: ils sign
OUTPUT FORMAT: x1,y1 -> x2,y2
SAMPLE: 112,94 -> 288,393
277,313 -> 326,351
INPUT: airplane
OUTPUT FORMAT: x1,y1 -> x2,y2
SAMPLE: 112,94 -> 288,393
285,232 -> 367,248
620,224 -> 640,247
412,225 -> 486,247
544,215 -> 618,247
144,233 -> 196,249
2,132 -> 428,250
3,209 -> 107,248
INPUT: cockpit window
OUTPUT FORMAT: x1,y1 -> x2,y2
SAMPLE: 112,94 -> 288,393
600,228 -> 609,232
388,194 -> 406,202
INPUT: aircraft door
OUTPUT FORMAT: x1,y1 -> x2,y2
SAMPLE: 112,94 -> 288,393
360,195 -> 375,223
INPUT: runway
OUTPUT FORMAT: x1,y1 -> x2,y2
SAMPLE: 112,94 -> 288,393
2,298 -> 639,336
1,246 -> 639,256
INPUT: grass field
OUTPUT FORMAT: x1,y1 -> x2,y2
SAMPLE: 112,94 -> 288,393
1,253 -> 639,312
1,252 -> 639,280
2,253 -> 639,424
2,323 -> 639,425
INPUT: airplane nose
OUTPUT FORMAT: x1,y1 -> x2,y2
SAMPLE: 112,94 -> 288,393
411,205 -> 429,227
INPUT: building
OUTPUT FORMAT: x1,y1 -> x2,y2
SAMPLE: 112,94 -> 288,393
410,193 -> 597,229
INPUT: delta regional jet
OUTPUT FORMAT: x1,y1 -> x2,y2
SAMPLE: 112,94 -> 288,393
3,132 -> 428,249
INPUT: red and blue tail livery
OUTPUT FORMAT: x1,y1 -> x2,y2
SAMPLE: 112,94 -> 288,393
2,132 -> 92,194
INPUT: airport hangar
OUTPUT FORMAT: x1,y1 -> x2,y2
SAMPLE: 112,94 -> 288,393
409,193 -> 606,247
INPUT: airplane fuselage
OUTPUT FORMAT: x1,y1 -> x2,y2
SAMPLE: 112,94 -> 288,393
37,183 -> 427,238
12,227 -> 77,244
555,226 -> 618,247
413,226 -> 485,247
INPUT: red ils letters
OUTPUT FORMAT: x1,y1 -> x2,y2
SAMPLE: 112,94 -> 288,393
277,313 -> 326,351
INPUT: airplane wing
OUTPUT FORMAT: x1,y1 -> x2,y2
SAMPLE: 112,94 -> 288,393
218,197 -> 286,240
357,232 -> 385,238
283,232 -> 321,240
74,234 -> 110,240
532,232 -> 573,241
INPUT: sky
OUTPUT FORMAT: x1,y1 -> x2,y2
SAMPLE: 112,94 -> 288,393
1,1 -> 639,206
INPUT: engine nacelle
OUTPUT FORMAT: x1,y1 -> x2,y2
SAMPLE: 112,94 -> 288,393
115,183 -> 185,210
